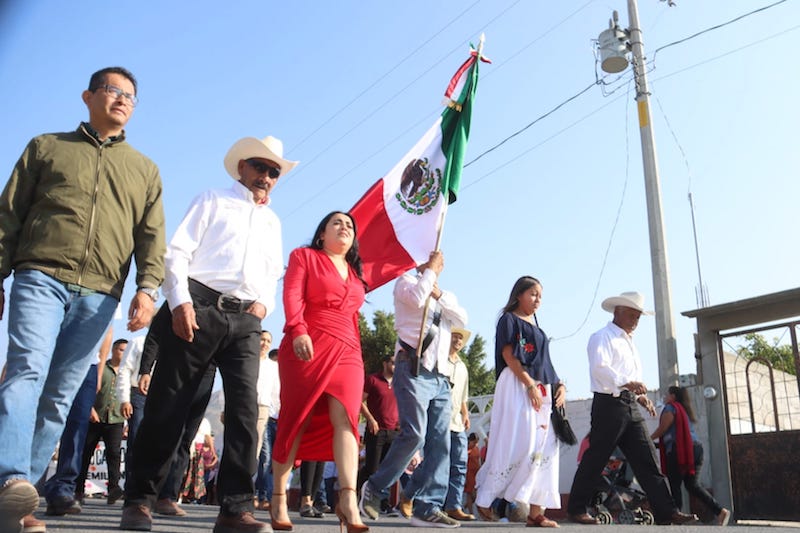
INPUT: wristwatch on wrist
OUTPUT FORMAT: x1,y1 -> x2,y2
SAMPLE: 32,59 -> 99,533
137,287 -> 159,302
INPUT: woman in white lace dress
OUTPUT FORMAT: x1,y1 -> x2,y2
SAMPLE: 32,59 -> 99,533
475,276 -> 566,527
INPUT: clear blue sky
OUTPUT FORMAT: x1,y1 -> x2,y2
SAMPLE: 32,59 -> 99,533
1,1 -> 797,399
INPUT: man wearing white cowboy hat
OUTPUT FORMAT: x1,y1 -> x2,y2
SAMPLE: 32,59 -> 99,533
566,291 -> 698,526
444,327 -> 475,522
121,135 -> 297,533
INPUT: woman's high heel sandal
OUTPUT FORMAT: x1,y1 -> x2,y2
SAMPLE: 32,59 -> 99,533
270,492 -> 294,531
335,488 -> 369,533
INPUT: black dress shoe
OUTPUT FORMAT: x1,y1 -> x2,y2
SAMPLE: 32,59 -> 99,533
668,511 -> 698,525
45,497 -> 82,516
107,486 -> 124,505
568,513 -> 599,525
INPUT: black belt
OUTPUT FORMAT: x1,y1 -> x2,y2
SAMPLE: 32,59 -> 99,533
595,390 -> 636,403
188,278 -> 255,313
268,417 -> 278,424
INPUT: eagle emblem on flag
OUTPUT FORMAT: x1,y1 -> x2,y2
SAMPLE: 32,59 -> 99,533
394,157 -> 443,215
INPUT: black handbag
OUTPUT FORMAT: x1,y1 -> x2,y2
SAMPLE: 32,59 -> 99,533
551,402 -> 577,445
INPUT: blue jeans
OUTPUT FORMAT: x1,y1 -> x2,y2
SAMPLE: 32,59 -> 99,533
255,418 -> 277,500
368,358 -> 451,517
0,270 -> 117,485
445,430 -> 467,511
43,365 -> 98,502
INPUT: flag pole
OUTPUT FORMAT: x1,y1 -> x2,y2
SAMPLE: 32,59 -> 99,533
413,35 -> 484,376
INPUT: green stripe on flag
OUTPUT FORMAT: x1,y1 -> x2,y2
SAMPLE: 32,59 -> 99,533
439,58 -> 480,204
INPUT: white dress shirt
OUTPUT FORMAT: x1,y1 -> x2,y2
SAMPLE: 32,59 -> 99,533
256,356 -> 281,418
587,321 -> 643,395
393,269 -> 468,374
163,182 -> 283,314
447,355 -> 469,432
116,335 -> 146,404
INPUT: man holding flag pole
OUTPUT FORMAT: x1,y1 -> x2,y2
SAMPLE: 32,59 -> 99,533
354,38 -> 488,528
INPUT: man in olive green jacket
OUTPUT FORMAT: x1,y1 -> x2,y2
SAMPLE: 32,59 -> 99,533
0,66 -> 165,533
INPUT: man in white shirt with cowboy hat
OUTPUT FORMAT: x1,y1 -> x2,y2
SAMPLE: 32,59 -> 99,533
566,291 -> 697,526
121,135 -> 297,533
444,327 -> 474,522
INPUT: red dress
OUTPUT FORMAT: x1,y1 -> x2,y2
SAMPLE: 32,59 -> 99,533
273,247 -> 366,462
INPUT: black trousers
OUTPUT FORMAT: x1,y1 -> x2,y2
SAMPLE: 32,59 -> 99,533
300,461 -> 325,500
77,421 -> 124,494
666,442 -> 723,515
159,364 -> 216,501
125,295 -> 261,516
567,393 -> 676,522
358,428 -> 399,490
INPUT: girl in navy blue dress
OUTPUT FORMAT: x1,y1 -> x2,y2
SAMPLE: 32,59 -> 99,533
475,276 -> 566,527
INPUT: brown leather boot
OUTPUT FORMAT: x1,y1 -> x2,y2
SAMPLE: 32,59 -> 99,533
119,504 -> 152,531
213,511 -> 271,533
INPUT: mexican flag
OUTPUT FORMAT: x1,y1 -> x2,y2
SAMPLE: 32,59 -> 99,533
351,45 -> 487,291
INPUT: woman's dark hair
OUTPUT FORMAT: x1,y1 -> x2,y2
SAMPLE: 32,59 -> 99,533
668,385 -> 697,423
309,211 -> 368,290
501,276 -> 542,314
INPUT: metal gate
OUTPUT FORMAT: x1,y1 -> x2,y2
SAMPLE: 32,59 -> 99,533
717,320 -> 800,521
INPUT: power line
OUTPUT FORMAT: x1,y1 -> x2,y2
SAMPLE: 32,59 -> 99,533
462,88 -> 627,189
550,82 -> 634,343
649,23 -> 800,83
463,81 -> 599,169
280,1 -> 599,217
282,0 -> 525,186
282,108 -> 439,218
289,1 -> 482,154
652,0 -> 789,60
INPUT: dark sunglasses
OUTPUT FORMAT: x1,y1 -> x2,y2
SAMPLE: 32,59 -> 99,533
246,159 -> 281,179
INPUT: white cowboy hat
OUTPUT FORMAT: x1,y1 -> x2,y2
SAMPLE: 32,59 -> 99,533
223,135 -> 299,180
451,327 -> 472,343
601,291 -> 654,315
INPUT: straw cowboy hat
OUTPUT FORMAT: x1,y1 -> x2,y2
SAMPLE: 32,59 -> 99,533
451,327 -> 472,343
601,291 -> 654,315
223,135 -> 299,180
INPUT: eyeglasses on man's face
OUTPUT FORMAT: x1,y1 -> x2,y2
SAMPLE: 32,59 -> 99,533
246,159 -> 281,179
96,84 -> 139,107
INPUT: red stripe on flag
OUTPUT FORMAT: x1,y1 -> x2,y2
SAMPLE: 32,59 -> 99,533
351,179 -> 415,292
444,55 -> 476,100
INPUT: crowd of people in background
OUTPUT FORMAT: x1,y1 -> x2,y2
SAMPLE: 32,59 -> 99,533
0,65 -> 728,533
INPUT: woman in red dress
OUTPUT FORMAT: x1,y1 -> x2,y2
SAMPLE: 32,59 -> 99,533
271,211 -> 368,533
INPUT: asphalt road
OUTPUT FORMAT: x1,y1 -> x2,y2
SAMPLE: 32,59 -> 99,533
25,499 -> 800,533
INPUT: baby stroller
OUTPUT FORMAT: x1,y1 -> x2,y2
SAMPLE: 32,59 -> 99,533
590,454 -> 654,525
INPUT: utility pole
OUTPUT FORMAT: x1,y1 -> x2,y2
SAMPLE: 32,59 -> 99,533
626,0 -> 680,393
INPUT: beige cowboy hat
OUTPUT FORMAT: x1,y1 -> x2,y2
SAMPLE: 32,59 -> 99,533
223,135 -> 299,180
451,327 -> 472,343
601,291 -> 654,315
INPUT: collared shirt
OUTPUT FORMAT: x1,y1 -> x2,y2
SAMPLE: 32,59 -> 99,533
116,335 -> 146,404
81,121 -> 122,145
393,269 -> 468,374
364,372 -> 399,430
447,355 -> 469,432
163,181 -> 283,313
587,321 -> 643,394
257,356 -> 281,418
